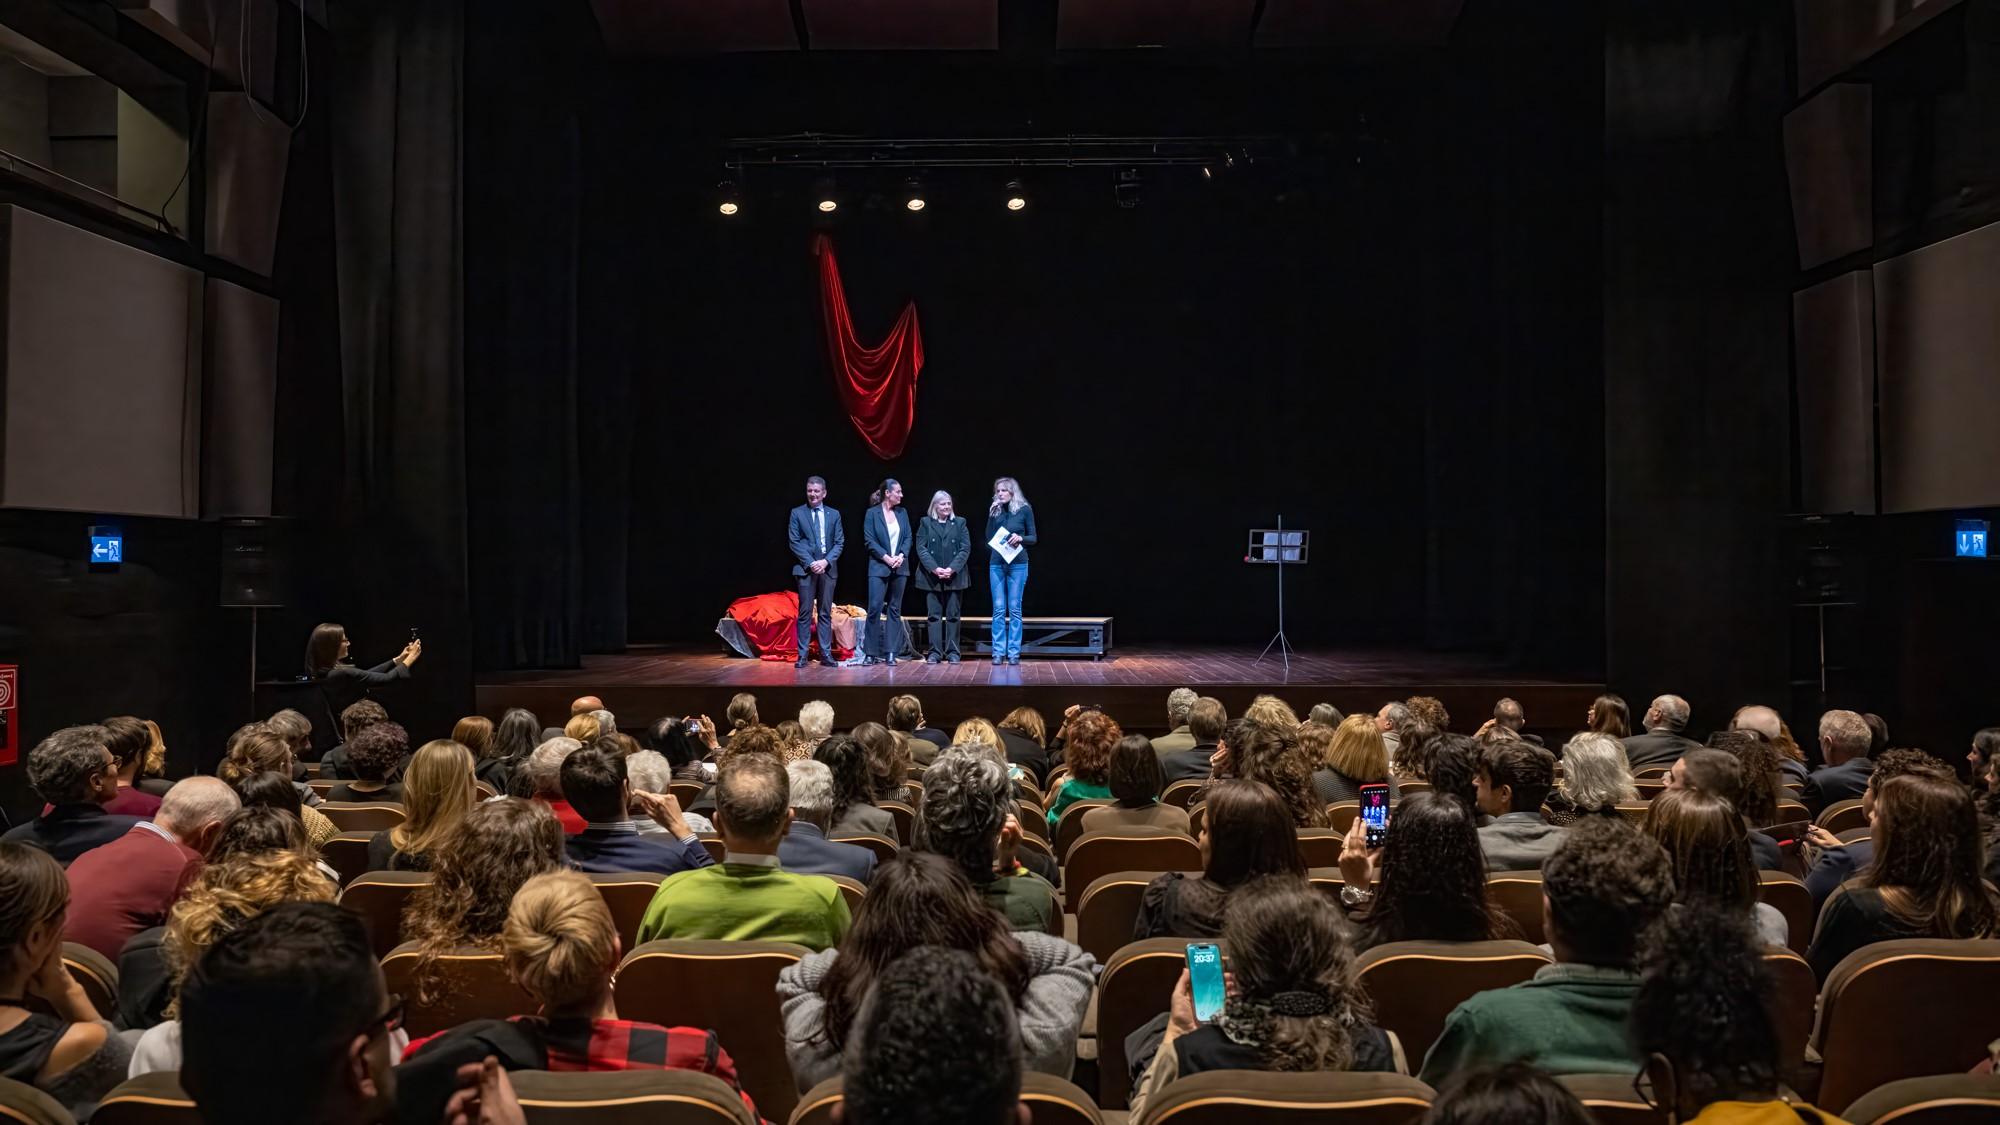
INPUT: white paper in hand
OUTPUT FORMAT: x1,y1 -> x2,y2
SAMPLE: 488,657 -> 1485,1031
989,525 -> 1022,563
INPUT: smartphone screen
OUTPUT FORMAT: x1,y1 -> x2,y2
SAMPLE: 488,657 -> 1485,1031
1361,783 -> 1391,849
1186,942 -> 1225,1023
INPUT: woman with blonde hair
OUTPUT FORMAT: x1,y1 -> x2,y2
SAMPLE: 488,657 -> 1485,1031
367,740 -> 476,872
128,848 -> 342,1077
403,800 -> 565,1005
395,870 -> 758,1116
997,706 -> 1052,785
1243,694 -> 1302,733
985,476 -> 1037,665
1546,732 -> 1638,825
135,718 -> 173,797
1309,715 -> 1397,804
562,712 -> 601,744
952,716 -> 1003,753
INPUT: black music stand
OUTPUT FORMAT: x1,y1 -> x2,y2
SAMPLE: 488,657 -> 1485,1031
1247,518 -> 1309,675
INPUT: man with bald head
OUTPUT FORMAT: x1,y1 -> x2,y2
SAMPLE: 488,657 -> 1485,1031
64,776 -> 241,958
570,695 -> 604,716
1803,709 -> 1875,814
1622,695 -> 1700,770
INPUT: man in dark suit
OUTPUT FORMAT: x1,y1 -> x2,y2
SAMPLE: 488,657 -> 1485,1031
1161,698 -> 1228,784
1622,694 -> 1702,771
559,743 -> 715,875
1803,709 -> 1875,814
788,476 -> 845,668
779,760 -> 878,883
1,725 -> 143,864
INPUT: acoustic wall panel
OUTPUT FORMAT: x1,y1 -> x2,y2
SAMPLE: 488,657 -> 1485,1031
0,205 -> 201,518
1793,271 -> 1876,514
204,92 -> 291,275
202,278 -> 277,518
1874,219 -> 2000,513
1784,83 -> 1872,269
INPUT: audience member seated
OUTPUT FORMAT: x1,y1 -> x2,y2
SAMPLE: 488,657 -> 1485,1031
133,719 -> 173,798
63,777 -> 238,959
564,712 -> 603,745
721,693 -> 759,746
1309,701 -> 1344,726
815,734 -> 897,838
1244,692 -> 1305,732
1586,693 -> 1631,739
405,799 -> 566,1005
94,716 -> 165,817
1475,741 -> 1565,871
220,724 -> 313,812
1136,780 -> 1304,940
1418,733 -> 1482,813
558,742 -> 711,876
1420,1062 -> 1596,1125
799,699 -> 836,755
636,754 -> 850,950
1083,735 -> 1191,834
1646,789 -> 1789,948
318,698 -> 390,781
920,751 -> 1060,933
1969,726 -> 2000,797
852,721 -> 913,810
777,852 -> 1094,1090
1623,694 -> 1701,771
1634,906 -> 1852,1125
625,749 -> 712,835
325,721 -> 409,804
1670,746 -> 1783,870
1485,697 -> 1546,748
1046,710 -> 1121,829
3,725 -> 142,863
1730,705 -> 1811,787
267,709 -> 319,786
888,694 -> 951,756
839,945 -> 1025,1125
484,707 -> 542,795
1202,718 -> 1328,829
953,716 -> 1004,754
772,719 -> 811,763
1804,709 -> 1875,815
129,845 -> 342,1077
396,870 -> 758,1121
1127,877 -> 1398,1119
996,706 -> 1052,784
1308,713 -> 1399,805
1802,748 -> 1954,911
1807,774 -> 2000,979
523,737 -> 587,832
1148,688 -> 1200,758
1545,733 -> 1637,825
1341,790 -> 1513,950
1405,695 -> 1450,732
369,739 -> 478,872
1421,819 -> 1674,1082
1160,697 -> 1227,784
234,768 -> 338,852
0,843 -> 134,1115
1378,701 -> 1414,764
781,760 -> 879,883
645,715 -> 714,785
450,716 -> 497,788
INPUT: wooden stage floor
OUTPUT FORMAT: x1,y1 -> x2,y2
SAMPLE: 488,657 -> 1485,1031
478,644 -> 1604,740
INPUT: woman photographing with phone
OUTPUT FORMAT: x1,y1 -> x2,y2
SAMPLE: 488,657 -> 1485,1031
985,476 -> 1036,665
303,623 -> 421,753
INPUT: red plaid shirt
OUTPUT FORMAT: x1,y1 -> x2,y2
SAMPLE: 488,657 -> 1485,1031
404,1016 -> 759,1118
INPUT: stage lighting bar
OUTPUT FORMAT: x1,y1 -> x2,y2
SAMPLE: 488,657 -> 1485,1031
722,133 -> 1288,170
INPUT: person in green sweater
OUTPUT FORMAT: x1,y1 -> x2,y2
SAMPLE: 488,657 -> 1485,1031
636,753 -> 850,952
1419,817 -> 1675,1084
918,750 -> 1060,933
1045,709 -> 1120,831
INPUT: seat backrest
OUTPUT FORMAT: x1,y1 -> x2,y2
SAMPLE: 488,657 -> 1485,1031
1775,798 -> 1810,823
1762,947 -> 1817,1089
90,1072 -> 199,1125
1324,802 -> 1360,835
1017,832 -> 1056,869
1814,939 -> 2000,1111
1018,800 -> 1052,839
1613,803 -> 1652,825
1064,830 -> 1204,914
1841,1073 -> 2000,1125
59,942 -> 118,1017
338,871 -> 432,957
1162,780 -> 1204,810
380,941 -> 537,1039
613,939 -> 808,1122
1631,766 -> 1672,780
586,871 -> 665,951
1484,871 -> 1547,945
1188,802 -> 1208,839
879,800 -> 916,846
1353,940 -> 1554,1063
319,801 -> 407,832
1074,871 -> 1193,964
320,831 -> 377,886
828,833 -> 898,866
792,1072 -> 1102,1125
0,1076 -> 71,1125
1634,779 -> 1669,799
1555,1073 -> 1666,1125
1755,871 -> 1813,956
668,780 -> 707,807
509,1069 -> 758,1125
902,778 -> 927,806
307,778 -> 336,797
1054,799 -> 1116,861
1396,780 -> 1432,796
698,835 -> 727,863
1296,828 -> 1343,869
1133,1070 -> 1436,1125
824,874 -> 867,917
1816,799 -> 1869,835
1098,938 -> 1208,1108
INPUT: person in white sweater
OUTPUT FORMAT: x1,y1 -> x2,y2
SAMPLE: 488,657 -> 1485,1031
775,852 -> 1095,1090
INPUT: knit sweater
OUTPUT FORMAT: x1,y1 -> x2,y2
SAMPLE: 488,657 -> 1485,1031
775,932 -> 1097,1091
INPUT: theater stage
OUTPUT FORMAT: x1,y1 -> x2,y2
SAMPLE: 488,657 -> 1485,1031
476,644 -> 1604,742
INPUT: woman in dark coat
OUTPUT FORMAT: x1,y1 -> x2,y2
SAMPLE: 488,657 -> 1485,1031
914,490 -> 972,664
304,622 -> 419,752
862,479 -> 914,666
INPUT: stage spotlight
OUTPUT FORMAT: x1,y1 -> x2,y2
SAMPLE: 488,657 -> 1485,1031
716,180 -> 741,216
1114,168 -> 1142,209
1005,179 -> 1027,211
903,176 -> 927,212
813,177 -> 838,214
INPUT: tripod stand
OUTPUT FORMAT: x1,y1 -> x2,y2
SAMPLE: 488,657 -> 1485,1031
1247,518 -> 1309,676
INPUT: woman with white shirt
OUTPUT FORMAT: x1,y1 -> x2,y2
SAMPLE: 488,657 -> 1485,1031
862,478 -> 913,666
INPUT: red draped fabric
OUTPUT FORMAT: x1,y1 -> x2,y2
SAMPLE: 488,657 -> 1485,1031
813,235 -> 924,459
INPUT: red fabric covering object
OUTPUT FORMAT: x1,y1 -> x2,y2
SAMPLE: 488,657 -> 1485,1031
813,235 -> 924,460
727,591 -> 855,662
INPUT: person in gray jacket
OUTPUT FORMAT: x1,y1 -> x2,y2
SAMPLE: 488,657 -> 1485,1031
775,852 -> 1095,1091
1475,740 -> 1567,872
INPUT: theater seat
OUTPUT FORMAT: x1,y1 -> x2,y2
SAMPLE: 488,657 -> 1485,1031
1816,799 -> 1868,835
824,874 -> 867,918
828,832 -> 897,866
89,1072 -> 199,1125
1762,948 -> 1817,1089
318,802 -> 407,833
1075,871 -> 1199,963
1353,940 -> 1554,1063
668,780 -> 707,808
1396,780 -> 1432,797
1775,798 -> 1810,824
60,942 -> 118,1017
338,871 -> 431,957
879,800 -> 916,845
1842,1073 -> 2000,1125
1812,939 -> 2000,1111
1325,803 -> 1360,835
0,1076 -> 70,1125
1613,803 -> 1651,825
1756,871 -> 1813,956
1098,938 -> 1210,1109
1484,872 -> 1547,945
613,940 -> 807,1122
307,778 -> 336,798
1162,780 -> 1204,809
1555,1073 -> 1665,1125
1054,800 -> 1117,861
698,836 -> 726,863
1064,831 -> 1203,914
1132,1071 -> 1435,1124
381,942 -> 537,1039
1295,828 -> 1343,869
320,831 -> 377,886
586,871 -> 666,952
792,1072 -> 1103,1125
510,1070 -> 758,1124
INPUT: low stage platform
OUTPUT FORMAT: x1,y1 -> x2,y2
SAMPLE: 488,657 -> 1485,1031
477,644 -> 1604,742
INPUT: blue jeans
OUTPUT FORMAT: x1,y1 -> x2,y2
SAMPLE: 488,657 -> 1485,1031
988,560 -> 1028,658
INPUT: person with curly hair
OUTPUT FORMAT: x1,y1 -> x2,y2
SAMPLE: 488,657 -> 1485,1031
1646,788 -> 1789,947
1420,818 -> 1675,1082
402,799 -> 565,1005
1242,694 -> 1301,732
850,722 -> 911,807
1339,791 -> 1512,950
814,734 -> 896,839
127,847 -> 342,1077
1127,877 -> 1395,1119
1405,695 -> 1450,733
322,722 -> 408,804
1045,710 -> 1121,831
1203,719 -> 1327,829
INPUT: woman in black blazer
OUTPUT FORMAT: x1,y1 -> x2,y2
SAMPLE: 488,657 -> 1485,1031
304,622 -> 419,750
862,479 -> 914,666
913,490 -> 972,663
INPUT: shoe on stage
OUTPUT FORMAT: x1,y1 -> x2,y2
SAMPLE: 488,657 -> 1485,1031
862,656 -> 880,666
946,655 -> 960,664
1007,656 -> 1020,665
886,655 -> 897,666
925,654 -> 940,664
992,655 -> 1003,665
795,657 -> 809,669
